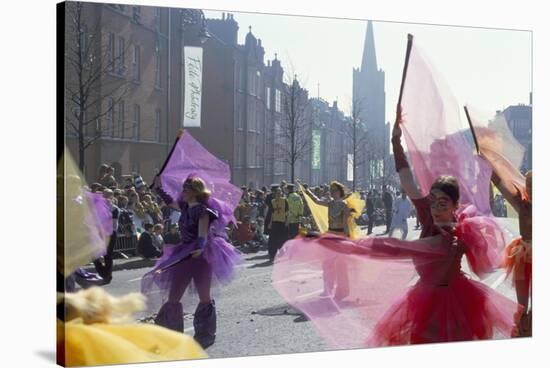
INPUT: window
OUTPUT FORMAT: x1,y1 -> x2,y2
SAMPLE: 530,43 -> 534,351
154,7 -> 161,29
266,87 -> 271,109
155,109 -> 161,142
107,33 -> 115,72
132,45 -> 140,81
133,104 -> 140,140
275,89 -> 281,113
155,50 -> 161,88
132,6 -> 141,23
104,98 -> 114,136
256,71 -> 261,98
117,100 -> 125,138
83,111 -> 92,136
117,36 -> 125,75
248,71 -> 255,96
78,24 -> 88,63
238,106 -> 244,129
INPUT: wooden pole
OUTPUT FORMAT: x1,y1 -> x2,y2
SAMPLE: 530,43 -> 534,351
463,106 -> 481,155
397,34 -> 414,108
150,128 -> 184,189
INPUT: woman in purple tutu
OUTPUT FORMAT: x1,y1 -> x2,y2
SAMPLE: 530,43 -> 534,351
142,174 -> 241,348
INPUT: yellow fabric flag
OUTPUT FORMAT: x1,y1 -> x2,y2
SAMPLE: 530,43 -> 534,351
299,184 -> 328,233
299,184 -> 365,239
344,192 -> 365,240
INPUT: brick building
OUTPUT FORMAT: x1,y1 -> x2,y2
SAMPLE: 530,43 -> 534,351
502,103 -> 532,171
64,2 -> 176,183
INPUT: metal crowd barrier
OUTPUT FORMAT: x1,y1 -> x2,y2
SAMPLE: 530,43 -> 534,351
112,235 -> 138,258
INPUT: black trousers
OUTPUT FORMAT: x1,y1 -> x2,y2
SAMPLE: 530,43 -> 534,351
93,231 -> 116,280
367,212 -> 374,234
268,221 -> 288,261
385,208 -> 392,232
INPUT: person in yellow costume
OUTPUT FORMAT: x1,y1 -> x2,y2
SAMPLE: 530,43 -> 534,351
57,148 -> 206,366
301,181 -> 365,300
267,185 -> 289,262
286,184 -> 304,239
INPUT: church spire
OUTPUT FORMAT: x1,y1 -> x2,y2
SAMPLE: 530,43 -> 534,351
361,20 -> 378,73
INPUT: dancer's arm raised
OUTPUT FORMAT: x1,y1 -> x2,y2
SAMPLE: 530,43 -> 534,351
392,105 -> 423,200
302,184 -> 330,207
153,176 -> 180,211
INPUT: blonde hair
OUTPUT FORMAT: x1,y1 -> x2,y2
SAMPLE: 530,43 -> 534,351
59,287 -> 145,324
185,177 -> 211,203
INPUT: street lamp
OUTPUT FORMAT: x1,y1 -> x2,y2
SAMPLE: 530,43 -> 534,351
180,8 -> 211,44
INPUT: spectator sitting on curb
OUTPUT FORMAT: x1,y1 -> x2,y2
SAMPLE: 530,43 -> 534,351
164,223 -> 182,245
152,224 -> 165,252
137,223 -> 162,259
234,215 -> 254,247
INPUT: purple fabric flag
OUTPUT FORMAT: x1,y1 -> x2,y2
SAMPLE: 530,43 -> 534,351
159,131 -> 242,224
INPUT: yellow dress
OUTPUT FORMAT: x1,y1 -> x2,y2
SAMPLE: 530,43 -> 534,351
58,319 -> 207,366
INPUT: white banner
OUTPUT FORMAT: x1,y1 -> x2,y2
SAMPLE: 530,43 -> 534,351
347,153 -> 354,182
183,46 -> 203,127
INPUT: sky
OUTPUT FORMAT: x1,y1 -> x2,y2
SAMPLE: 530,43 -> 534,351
203,9 -> 532,120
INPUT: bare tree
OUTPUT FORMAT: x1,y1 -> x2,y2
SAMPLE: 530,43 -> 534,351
275,74 -> 311,183
345,98 -> 370,191
64,2 -> 129,171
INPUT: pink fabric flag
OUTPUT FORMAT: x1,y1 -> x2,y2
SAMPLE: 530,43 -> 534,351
400,40 -> 493,215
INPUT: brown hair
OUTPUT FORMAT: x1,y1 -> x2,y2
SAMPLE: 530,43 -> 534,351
329,181 -> 346,198
430,175 -> 460,204
184,176 -> 211,203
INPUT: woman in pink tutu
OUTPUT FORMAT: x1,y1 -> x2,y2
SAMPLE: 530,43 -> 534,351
272,106 -> 522,349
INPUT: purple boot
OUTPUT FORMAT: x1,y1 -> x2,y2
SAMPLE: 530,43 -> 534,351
154,301 -> 184,332
74,268 -> 104,288
193,300 -> 216,348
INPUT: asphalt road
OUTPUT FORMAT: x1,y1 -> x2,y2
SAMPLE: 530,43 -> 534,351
100,217 -> 520,359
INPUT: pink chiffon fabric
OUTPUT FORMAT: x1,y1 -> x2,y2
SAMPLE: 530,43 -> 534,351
273,205 -> 520,348
400,42 -> 493,215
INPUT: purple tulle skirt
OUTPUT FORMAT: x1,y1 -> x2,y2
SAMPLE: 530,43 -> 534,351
141,235 -> 242,313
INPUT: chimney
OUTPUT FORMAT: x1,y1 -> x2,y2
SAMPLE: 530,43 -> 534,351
222,12 -> 225,20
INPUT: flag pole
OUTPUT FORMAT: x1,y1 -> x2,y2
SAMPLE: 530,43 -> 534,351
397,34 -> 414,108
150,128 -> 185,189
463,106 -> 481,155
